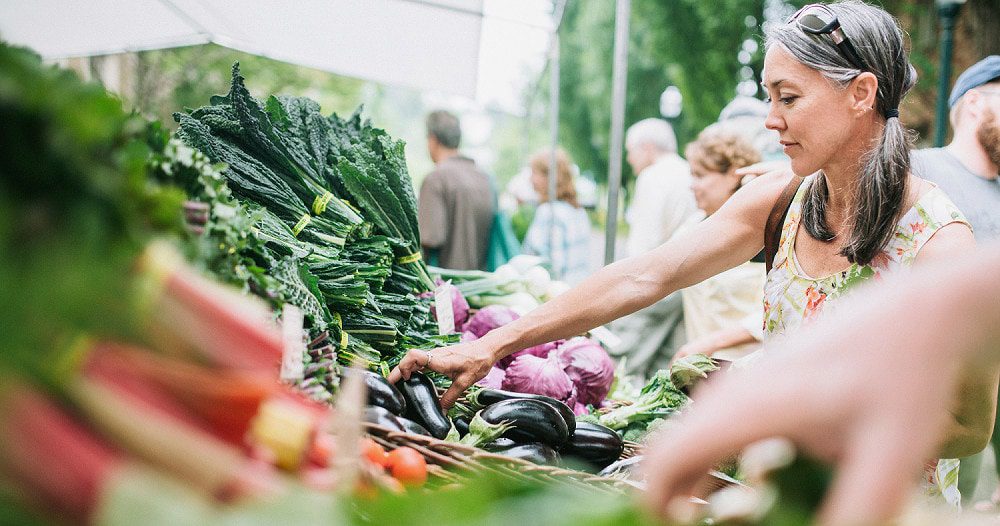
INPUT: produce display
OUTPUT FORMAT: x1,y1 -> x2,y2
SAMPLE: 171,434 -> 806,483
163,64 -> 463,402
1,40 -> 839,526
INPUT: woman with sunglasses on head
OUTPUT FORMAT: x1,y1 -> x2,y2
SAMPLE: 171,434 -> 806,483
390,0 -> 991,506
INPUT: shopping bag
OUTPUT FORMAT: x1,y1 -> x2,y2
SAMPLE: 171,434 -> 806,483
483,173 -> 520,271
485,208 -> 520,271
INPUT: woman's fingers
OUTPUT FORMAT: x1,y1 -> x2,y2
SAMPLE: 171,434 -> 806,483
817,421 -> 932,526
440,375 -> 475,409
386,349 -> 428,383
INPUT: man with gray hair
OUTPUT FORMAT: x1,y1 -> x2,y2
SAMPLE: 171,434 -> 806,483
623,118 -> 698,258
609,118 -> 698,380
418,110 -> 495,270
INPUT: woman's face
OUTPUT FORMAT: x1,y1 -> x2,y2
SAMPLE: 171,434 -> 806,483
690,165 -> 740,216
531,169 -> 548,197
761,46 -> 859,177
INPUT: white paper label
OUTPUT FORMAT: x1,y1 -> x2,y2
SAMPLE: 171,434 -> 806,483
280,304 -> 306,383
435,285 -> 455,335
589,325 -> 621,349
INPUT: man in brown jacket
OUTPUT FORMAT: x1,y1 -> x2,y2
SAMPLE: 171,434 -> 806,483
418,110 -> 495,270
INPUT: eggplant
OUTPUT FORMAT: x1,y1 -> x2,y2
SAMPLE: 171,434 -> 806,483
361,370 -> 406,415
453,415 -> 471,437
396,416 -> 432,437
364,405 -> 406,432
483,437 -> 516,449
478,399 -> 569,448
490,442 -> 560,465
561,422 -> 624,468
363,406 -> 431,437
470,389 -> 576,434
395,372 -> 452,439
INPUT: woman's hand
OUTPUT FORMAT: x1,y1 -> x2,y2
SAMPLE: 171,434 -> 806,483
670,338 -> 719,366
641,247 -> 1000,525
387,339 -> 496,409
734,160 -> 792,184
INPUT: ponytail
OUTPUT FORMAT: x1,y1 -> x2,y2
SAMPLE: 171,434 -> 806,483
801,114 -> 913,265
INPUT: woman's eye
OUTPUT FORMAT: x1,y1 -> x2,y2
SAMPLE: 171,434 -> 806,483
765,96 -> 797,105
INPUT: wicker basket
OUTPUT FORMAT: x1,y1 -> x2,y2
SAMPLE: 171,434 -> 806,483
364,423 -> 640,494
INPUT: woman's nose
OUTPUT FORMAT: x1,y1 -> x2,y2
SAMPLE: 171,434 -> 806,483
764,106 -> 784,131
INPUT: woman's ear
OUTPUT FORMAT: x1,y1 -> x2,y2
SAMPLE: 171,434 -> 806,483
849,72 -> 880,113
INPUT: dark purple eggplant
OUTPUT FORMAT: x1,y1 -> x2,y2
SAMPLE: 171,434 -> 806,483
453,415 -> 471,437
395,372 -> 452,439
397,416 -> 431,437
483,437 -> 516,449
478,399 -> 569,448
489,442 -> 560,465
468,388 -> 576,434
561,421 -> 623,468
364,406 -> 431,437
361,370 -> 406,415
364,405 -> 406,432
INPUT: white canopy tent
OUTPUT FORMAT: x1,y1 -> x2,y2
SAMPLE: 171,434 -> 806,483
0,0 -> 484,98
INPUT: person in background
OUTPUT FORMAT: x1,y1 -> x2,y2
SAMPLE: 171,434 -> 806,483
671,129 -> 766,363
911,55 -> 1000,508
521,148 -> 592,285
418,110 -> 495,270
604,118 -> 698,380
912,55 -> 1000,240
623,118 -> 698,258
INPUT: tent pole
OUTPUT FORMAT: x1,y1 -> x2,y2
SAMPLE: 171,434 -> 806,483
604,0 -> 630,266
547,34 -> 561,279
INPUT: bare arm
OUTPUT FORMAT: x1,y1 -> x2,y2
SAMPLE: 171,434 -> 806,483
389,171 -> 795,406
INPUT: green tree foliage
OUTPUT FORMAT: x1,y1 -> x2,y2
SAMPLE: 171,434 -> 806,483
554,0 -> 767,190
553,0 -> 999,185
107,44 -> 365,129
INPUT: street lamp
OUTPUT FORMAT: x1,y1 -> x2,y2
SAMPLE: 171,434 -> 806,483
933,0 -> 966,147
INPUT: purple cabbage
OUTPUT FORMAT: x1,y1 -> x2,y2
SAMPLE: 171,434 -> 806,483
496,339 -> 564,370
554,337 -> 615,406
460,331 -> 479,343
501,353 -> 575,404
476,366 -> 506,389
462,305 -> 520,338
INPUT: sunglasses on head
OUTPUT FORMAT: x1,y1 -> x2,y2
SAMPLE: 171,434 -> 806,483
788,4 -> 869,73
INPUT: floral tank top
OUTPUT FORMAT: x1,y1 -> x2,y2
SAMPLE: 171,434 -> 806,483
761,175 -> 970,506
763,176 -> 969,337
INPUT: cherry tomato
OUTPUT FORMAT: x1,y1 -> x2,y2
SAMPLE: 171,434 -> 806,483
360,438 -> 389,468
385,446 -> 428,486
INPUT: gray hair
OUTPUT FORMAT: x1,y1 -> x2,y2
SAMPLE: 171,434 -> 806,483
426,110 -> 461,149
625,118 -> 677,153
766,0 -> 917,266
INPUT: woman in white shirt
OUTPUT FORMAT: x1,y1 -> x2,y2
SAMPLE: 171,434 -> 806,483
672,128 -> 767,362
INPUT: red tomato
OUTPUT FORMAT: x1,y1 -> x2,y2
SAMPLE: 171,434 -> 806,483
385,446 -> 428,486
361,438 -> 389,468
